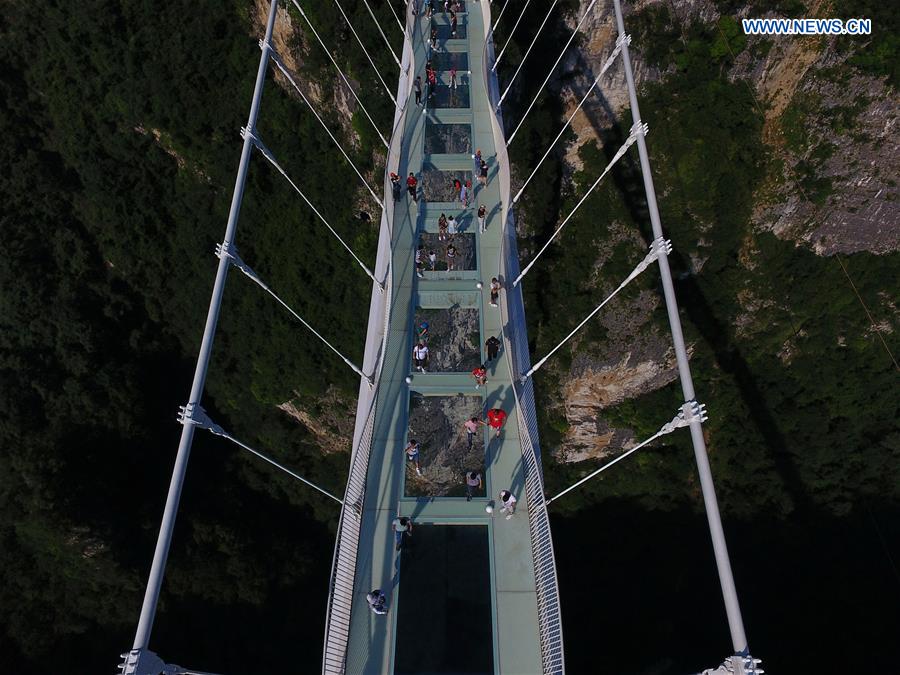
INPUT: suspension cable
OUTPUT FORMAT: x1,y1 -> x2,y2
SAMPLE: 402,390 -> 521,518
269,50 -> 384,209
215,241 -> 373,384
512,34 -> 628,202
545,402 -> 707,505
496,0 -> 559,105
290,0 -> 389,148
385,0 -> 405,34
331,0 -> 398,104
514,123 -> 646,286
242,128 -> 383,291
492,0 -> 535,72
180,404 -> 344,504
492,0 -> 512,32
506,0 -> 598,146
521,237 -> 671,381
365,0 -> 403,66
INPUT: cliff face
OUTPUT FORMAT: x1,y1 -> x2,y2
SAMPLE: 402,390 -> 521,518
525,0 -> 898,463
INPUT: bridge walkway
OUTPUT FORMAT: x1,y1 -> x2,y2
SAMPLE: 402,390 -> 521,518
342,3 -> 544,674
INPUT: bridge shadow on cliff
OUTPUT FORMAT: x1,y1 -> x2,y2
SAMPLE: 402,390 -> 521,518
558,49 -> 813,516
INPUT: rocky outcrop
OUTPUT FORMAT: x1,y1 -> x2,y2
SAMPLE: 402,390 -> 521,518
278,387 -> 357,454
557,348 -> 681,462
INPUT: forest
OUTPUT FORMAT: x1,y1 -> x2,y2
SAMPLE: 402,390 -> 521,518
1,0 -> 897,673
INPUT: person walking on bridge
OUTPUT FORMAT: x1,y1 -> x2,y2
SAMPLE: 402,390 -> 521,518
473,148 -> 482,178
465,471 -> 483,501
471,364 -> 487,389
479,159 -> 489,187
446,243 -> 458,271
450,10 -> 458,38
391,172 -> 402,201
489,277 -> 502,307
404,439 -> 423,475
438,213 -> 448,241
464,417 -> 483,450
498,490 -> 517,520
414,76 -> 422,105
486,406 -> 507,439
417,320 -> 430,343
477,204 -> 487,232
485,335 -> 501,363
449,65 -> 458,90
367,589 -> 388,615
446,214 -> 457,240
412,342 -> 429,372
415,245 -> 425,278
392,516 -> 413,551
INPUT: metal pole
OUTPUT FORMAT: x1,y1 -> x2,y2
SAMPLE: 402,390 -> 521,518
131,0 -> 279,650
611,0 -> 749,655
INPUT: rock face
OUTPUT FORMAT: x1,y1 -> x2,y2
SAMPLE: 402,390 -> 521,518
414,306 -> 481,372
278,387 -> 357,455
558,350 -> 681,462
520,0 -> 898,464
406,394 -> 486,497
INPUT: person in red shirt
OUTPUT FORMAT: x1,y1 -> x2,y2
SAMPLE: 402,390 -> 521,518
471,364 -> 487,389
407,172 -> 418,202
486,407 -> 507,438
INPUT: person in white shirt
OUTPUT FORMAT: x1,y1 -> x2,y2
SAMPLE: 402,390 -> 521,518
412,341 -> 429,372
499,489 -> 517,520
392,516 -> 413,551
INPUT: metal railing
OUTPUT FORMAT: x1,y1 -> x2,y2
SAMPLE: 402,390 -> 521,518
320,4 -> 415,673
479,3 -> 565,673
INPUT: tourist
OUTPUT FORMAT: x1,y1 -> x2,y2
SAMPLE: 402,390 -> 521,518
485,335 -> 501,362
447,214 -> 457,240
466,471 -> 483,501
392,516 -> 413,551
438,213 -> 448,241
407,172 -> 418,201
428,249 -> 437,271
390,172 -> 401,201
405,439 -> 423,475
460,179 -> 469,207
417,320 -> 430,342
450,66 -> 458,90
479,159 -> 488,186
471,363 -> 487,389
498,490 -> 517,520
412,341 -> 429,372
473,148 -> 482,177
414,76 -> 422,105
477,204 -> 486,232
446,243 -> 457,271
464,417 -> 482,450
415,245 -> 425,278
367,589 -> 387,615
486,406 -> 507,438
489,277 -> 501,307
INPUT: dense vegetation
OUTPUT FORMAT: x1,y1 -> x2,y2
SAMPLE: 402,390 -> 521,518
0,0 -> 398,671
1,0 -> 897,672
497,2 -> 899,672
